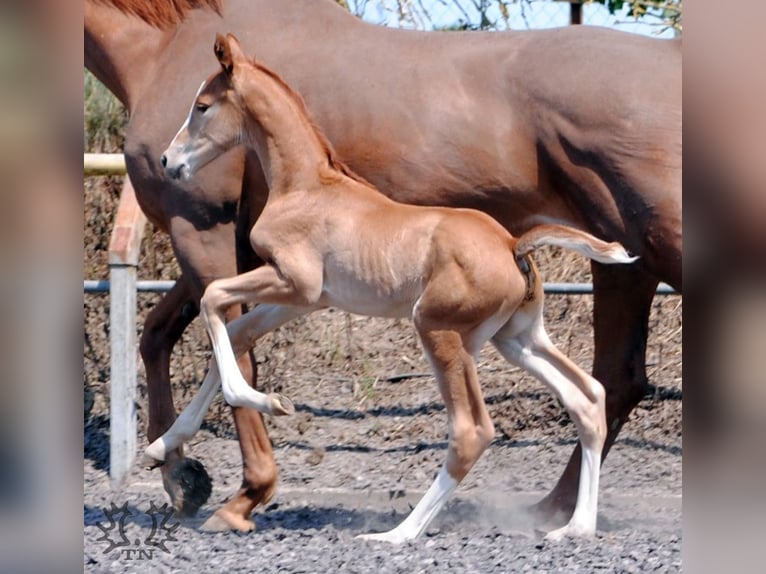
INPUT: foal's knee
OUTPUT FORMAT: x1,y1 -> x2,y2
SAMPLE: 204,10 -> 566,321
200,281 -> 226,322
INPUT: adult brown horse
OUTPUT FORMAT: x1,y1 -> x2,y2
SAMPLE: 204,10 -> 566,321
85,0 -> 681,532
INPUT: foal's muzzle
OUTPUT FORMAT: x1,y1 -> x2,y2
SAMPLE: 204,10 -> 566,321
160,152 -> 187,181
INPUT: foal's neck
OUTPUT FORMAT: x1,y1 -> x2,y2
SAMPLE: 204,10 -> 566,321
239,66 -> 337,194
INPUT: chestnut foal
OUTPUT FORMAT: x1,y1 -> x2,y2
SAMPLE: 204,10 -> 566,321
147,33 -> 636,543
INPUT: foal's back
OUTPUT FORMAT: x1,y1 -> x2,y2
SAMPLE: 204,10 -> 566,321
266,178 -> 526,320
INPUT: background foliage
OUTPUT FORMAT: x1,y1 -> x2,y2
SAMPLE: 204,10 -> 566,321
335,0 -> 681,34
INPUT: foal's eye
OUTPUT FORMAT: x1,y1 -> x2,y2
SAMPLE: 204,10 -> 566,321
195,103 -> 210,113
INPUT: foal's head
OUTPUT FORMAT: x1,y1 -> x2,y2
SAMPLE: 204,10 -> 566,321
161,33 -> 247,181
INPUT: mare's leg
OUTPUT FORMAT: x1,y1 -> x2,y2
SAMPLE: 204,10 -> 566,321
145,214 -> 293,530
492,305 -> 606,538
200,304 -> 312,532
530,263 -> 658,527
359,327 -> 495,544
140,274 -> 212,516
202,302 -> 284,533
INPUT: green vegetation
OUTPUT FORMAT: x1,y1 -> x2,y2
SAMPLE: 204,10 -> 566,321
84,70 -> 127,153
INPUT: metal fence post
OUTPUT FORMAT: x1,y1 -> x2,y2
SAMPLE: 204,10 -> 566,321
107,178 -> 146,485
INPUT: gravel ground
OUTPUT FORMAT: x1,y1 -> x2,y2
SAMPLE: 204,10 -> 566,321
84,428 -> 681,573
83,306 -> 681,572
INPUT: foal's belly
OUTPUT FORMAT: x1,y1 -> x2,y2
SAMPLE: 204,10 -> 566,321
319,271 -> 421,320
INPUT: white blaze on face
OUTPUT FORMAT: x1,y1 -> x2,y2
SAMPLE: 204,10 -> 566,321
171,80 -> 207,145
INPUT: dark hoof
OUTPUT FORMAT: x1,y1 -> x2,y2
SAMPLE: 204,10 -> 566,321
164,457 -> 213,517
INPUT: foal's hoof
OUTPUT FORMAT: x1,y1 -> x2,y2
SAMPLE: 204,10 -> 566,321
163,457 -> 213,518
544,523 -> 595,541
356,530 -> 408,545
270,393 -> 295,416
201,509 -> 255,533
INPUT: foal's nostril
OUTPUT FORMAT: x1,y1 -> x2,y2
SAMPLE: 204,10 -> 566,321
160,154 -> 167,168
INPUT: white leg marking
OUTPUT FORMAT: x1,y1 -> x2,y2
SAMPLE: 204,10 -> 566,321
357,466 -> 458,544
144,361 -> 222,463
200,289 -> 296,416
545,444 -> 601,540
144,304 -> 304,464
208,318 -> 280,413
493,322 -> 605,540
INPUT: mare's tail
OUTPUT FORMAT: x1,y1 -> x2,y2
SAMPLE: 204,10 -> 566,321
513,224 -> 637,265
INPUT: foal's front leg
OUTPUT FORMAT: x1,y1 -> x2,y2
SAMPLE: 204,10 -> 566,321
200,265 -> 312,415
144,303 -> 310,468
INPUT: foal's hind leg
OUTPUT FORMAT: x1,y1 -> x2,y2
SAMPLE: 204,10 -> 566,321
531,263 -> 658,527
358,328 -> 495,544
492,305 -> 606,539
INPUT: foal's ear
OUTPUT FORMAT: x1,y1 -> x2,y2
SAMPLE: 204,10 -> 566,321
214,32 -> 233,75
214,32 -> 247,76
224,33 -> 247,63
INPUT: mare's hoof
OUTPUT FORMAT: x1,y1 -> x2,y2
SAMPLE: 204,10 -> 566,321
201,510 -> 255,533
164,457 -> 213,518
271,393 -> 295,416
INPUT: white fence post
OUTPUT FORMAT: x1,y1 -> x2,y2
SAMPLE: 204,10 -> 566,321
107,178 -> 146,485
108,263 -> 138,484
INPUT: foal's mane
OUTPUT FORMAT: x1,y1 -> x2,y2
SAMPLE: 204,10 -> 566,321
90,0 -> 222,29
247,58 -> 376,190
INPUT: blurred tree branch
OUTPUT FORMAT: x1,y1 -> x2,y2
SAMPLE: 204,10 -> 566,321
589,0 -> 681,33
336,1 -> 681,33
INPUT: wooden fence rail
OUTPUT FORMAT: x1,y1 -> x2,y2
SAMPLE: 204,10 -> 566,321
84,152 -> 127,176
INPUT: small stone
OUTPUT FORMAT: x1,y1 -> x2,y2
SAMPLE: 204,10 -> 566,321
306,447 -> 325,466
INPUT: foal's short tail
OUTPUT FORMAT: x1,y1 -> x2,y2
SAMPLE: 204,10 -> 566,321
514,224 -> 638,264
